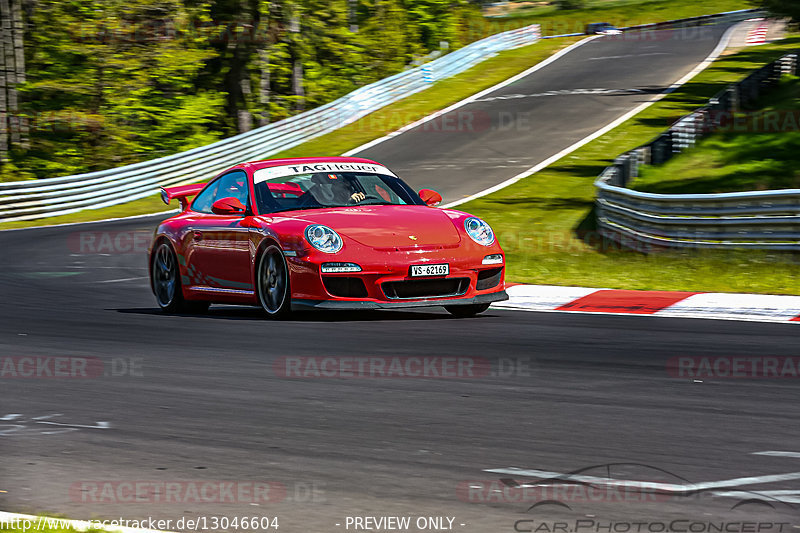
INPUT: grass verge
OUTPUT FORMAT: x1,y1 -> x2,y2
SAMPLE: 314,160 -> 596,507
458,36 -> 800,295
633,75 -> 800,193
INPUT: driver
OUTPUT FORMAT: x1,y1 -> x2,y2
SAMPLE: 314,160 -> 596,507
308,173 -> 365,204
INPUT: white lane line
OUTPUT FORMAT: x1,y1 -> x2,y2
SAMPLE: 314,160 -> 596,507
69,266 -> 148,269
98,276 -> 149,284
0,209 -> 178,233
342,36 -> 599,157
31,414 -> 62,420
473,88 -> 646,103
587,52 -> 671,61
443,22 -> 740,208
753,451 -> 800,459
713,490 -> 800,503
484,466 -> 800,493
35,420 -> 110,429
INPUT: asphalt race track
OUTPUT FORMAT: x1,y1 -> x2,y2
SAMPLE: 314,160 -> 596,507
358,24 -> 732,202
2,23 -> 800,533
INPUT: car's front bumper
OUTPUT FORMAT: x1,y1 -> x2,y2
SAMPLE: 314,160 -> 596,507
291,290 -> 508,311
286,241 -> 506,305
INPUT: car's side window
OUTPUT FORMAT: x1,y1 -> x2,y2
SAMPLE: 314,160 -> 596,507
214,170 -> 249,208
191,181 -> 221,214
191,170 -> 249,214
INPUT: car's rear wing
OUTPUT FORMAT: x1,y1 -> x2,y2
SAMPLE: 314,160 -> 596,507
160,183 -> 207,211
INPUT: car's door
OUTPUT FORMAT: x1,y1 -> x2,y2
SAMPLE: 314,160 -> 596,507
184,170 -> 253,293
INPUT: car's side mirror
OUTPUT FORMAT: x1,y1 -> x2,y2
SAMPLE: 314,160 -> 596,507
418,189 -> 442,207
211,197 -> 246,215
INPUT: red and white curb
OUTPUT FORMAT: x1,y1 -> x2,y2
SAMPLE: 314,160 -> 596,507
493,284 -> 800,324
745,18 -> 768,45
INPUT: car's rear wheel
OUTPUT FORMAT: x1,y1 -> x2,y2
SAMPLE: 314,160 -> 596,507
151,241 -> 209,314
445,303 -> 491,318
257,245 -> 291,319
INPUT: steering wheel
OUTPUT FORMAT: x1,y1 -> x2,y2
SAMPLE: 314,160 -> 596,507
350,194 -> 386,205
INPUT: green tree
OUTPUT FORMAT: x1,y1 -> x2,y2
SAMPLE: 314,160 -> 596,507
358,0 -> 417,78
554,0 -> 586,10
754,0 -> 800,22
405,0 -> 464,50
17,0 -> 223,178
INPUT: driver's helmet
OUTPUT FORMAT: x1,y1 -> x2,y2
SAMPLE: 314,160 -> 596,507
310,173 -> 353,203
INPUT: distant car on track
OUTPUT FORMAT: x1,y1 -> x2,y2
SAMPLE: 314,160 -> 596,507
585,22 -> 622,35
149,157 -> 508,318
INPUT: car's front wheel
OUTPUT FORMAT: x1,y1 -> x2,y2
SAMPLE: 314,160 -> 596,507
445,303 -> 491,318
151,241 -> 209,314
256,245 -> 291,319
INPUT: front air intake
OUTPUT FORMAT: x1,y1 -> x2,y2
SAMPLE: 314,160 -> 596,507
323,277 -> 369,298
382,278 -> 469,299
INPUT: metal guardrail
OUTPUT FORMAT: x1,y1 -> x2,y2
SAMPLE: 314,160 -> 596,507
536,8 -> 761,39
0,24 -> 542,222
618,8 -> 762,33
0,8 -> 761,223
595,52 -> 800,251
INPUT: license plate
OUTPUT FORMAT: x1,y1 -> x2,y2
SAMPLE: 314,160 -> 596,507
410,263 -> 449,277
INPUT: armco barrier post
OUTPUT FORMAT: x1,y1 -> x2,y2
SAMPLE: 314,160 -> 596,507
696,108 -> 712,136
631,151 -> 640,179
770,61 -> 782,87
726,85 -> 739,113
650,133 -> 671,165
637,146 -> 650,167
670,120 -> 689,152
781,54 -> 797,76
739,78 -> 752,108
615,155 -> 631,187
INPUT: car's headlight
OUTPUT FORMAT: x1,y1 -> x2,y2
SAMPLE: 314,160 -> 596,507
464,217 -> 495,246
305,224 -> 343,253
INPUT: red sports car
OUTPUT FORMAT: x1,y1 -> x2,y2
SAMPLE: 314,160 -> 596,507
149,157 -> 507,318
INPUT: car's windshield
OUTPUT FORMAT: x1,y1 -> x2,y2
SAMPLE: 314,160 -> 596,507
253,163 -> 424,214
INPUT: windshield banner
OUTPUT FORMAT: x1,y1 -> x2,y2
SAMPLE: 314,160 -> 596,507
253,162 -> 397,183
